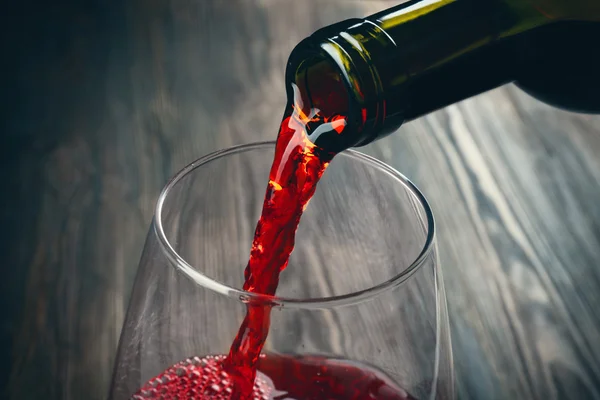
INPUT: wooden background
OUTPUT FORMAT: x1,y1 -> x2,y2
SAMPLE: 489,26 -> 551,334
2,0 -> 600,399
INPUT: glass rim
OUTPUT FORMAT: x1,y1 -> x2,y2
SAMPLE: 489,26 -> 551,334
154,141 -> 435,309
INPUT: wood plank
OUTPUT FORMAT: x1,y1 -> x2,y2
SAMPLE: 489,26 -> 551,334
4,0 -> 600,399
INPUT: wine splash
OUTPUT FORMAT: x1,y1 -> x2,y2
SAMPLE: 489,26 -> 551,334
132,354 -> 415,400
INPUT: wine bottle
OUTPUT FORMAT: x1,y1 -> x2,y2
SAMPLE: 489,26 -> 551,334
285,0 -> 600,152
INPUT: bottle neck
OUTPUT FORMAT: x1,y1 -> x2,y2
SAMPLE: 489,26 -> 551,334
286,0 -> 549,150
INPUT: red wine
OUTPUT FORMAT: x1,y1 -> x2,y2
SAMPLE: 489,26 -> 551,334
131,353 -> 416,400
224,80 -> 344,396
133,54 -> 361,399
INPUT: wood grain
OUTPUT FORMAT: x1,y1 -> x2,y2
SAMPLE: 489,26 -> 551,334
2,0 -> 600,399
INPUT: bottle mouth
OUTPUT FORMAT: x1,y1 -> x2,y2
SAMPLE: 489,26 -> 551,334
285,20 -> 387,153
154,141 -> 435,310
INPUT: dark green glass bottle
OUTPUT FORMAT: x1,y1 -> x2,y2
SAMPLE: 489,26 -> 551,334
285,0 -> 600,152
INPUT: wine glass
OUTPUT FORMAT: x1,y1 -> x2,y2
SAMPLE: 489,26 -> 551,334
108,141 -> 454,400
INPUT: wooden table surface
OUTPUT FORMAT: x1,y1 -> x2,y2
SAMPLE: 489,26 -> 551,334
2,0 -> 600,399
